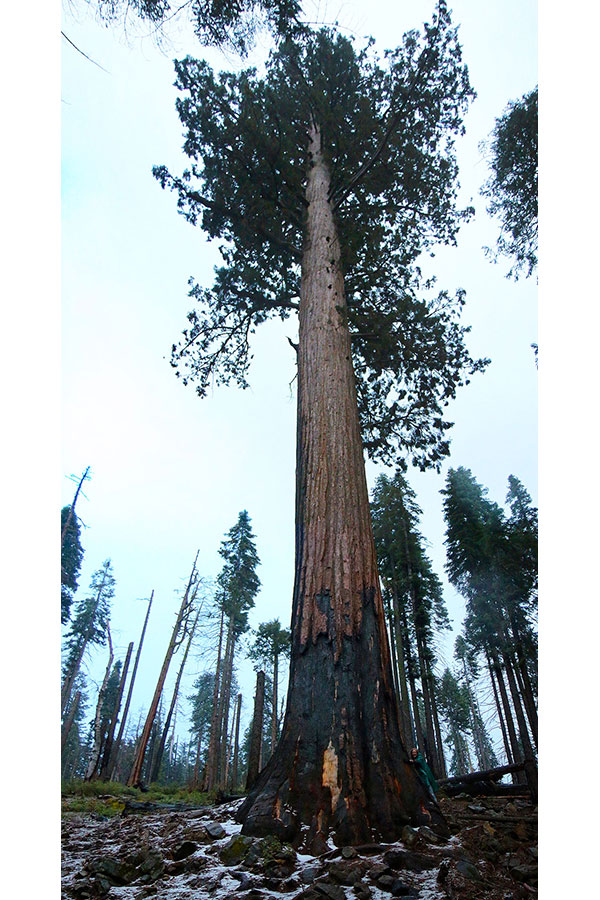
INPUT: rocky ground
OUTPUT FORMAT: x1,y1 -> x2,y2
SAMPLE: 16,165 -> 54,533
61,793 -> 537,900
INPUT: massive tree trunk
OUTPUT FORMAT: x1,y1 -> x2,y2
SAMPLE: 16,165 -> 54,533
237,122 -> 445,852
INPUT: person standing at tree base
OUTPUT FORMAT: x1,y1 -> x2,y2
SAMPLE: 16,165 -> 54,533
408,747 -> 438,802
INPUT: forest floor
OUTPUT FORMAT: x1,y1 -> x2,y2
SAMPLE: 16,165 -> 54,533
61,791 -> 538,899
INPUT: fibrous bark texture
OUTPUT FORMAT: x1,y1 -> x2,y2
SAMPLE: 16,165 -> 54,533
237,123 -> 445,852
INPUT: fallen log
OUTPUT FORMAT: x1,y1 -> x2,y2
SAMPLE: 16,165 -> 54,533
438,763 -> 525,787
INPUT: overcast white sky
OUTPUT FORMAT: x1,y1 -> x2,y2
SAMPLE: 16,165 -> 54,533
4,0 -> 600,893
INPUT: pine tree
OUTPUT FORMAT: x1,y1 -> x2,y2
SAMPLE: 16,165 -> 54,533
205,512 -> 260,789
156,4 -> 484,847
248,619 -> 291,758
61,560 -> 115,716
61,506 -> 85,625
481,87 -> 538,278
442,467 -> 537,796
371,471 -> 449,778
437,668 -> 472,776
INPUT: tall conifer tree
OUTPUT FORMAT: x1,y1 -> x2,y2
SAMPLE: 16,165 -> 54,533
156,4 -> 485,847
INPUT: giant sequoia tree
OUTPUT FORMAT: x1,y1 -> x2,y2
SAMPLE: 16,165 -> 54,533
156,3 -> 486,849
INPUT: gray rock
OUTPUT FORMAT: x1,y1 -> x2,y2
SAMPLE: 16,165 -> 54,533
219,834 -> 255,865
342,846 -> 358,859
313,881 -> 347,900
418,825 -> 445,845
383,849 -> 437,873
328,860 -> 368,885
204,821 -> 227,839
301,865 -> 322,884
456,858 -> 483,882
377,873 -> 396,889
401,826 -> 419,848
353,880 -> 372,899
390,880 -> 416,897
510,864 -> 537,884
172,840 -> 198,860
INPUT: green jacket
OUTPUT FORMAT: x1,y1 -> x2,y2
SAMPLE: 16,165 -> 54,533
413,752 -> 438,794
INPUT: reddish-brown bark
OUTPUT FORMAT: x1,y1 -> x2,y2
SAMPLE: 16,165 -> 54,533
237,123 -> 445,852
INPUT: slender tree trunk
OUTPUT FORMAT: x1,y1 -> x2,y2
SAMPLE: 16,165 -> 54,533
491,651 -> 526,785
391,584 -> 415,747
402,599 -> 425,754
487,657 -> 514,769
61,690 -> 81,751
99,642 -> 134,779
85,625 -> 114,780
237,122 -> 444,851
512,643 -> 538,746
399,513 -> 439,775
127,553 -> 198,786
271,652 -> 279,756
108,591 -> 154,780
151,604 -> 200,783
218,617 -> 235,787
426,662 -> 447,779
224,696 -> 237,788
192,730 -> 203,789
232,692 -> 242,791
246,670 -> 265,792
204,607 -> 225,791
61,466 -> 90,549
503,651 -> 537,801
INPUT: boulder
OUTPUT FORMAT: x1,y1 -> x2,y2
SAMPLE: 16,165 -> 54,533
300,865 -> 322,884
455,858 -> 483,882
400,826 -> 420,848
342,846 -> 358,859
383,849 -> 437,872
418,825 -> 446,845
328,860 -> 368,885
204,821 -> 227,839
313,880 -> 347,900
218,834 -> 255,865
171,840 -> 198,861
353,880 -> 372,899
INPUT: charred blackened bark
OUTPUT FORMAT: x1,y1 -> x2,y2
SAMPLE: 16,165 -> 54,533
237,123 -> 445,852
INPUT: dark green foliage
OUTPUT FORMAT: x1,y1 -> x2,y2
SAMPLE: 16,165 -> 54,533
217,510 -> 261,636
155,2 -> 488,470
61,675 -> 89,778
248,619 -> 291,668
437,667 -> 472,776
91,0 -> 301,55
371,471 -> 450,658
61,506 -> 85,624
189,671 -> 216,744
62,560 -> 116,683
481,87 -> 538,278
442,467 -> 537,660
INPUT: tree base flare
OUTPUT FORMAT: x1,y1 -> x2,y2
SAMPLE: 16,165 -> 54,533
236,616 -> 448,854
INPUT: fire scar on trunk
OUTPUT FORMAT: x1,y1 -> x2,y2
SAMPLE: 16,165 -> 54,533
322,741 -> 341,812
